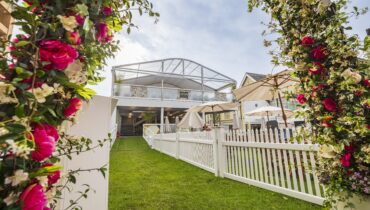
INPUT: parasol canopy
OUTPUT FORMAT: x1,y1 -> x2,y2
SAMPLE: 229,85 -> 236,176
177,112 -> 204,129
234,70 -> 298,127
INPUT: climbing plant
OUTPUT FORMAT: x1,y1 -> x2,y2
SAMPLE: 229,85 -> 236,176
248,0 -> 369,208
0,0 -> 158,209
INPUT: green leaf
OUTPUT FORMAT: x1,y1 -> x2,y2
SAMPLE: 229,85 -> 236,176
15,40 -> 30,47
76,87 -> 96,100
76,4 -> 89,16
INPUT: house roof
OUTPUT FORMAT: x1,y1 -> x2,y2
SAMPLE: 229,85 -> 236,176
240,72 -> 266,87
121,75 -> 215,91
112,58 -> 236,91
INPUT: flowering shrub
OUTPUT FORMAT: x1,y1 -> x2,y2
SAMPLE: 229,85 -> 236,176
248,0 -> 369,207
0,0 -> 158,209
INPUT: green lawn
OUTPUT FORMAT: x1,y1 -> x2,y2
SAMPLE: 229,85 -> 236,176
109,137 -> 322,210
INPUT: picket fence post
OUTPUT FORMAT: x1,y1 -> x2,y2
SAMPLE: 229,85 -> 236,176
217,127 -> 225,178
175,131 -> 180,159
213,127 -> 220,176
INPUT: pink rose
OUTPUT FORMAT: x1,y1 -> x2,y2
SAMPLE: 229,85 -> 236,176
340,153 -> 351,168
66,31 -> 81,45
64,97 -> 82,117
19,184 -> 48,210
31,124 -> 57,161
96,23 -> 109,42
301,36 -> 314,46
308,62 -> 324,74
102,6 -> 113,16
39,40 -> 78,70
322,98 -> 337,112
296,94 -> 306,105
311,45 -> 327,60
74,14 -> 85,26
35,124 -> 59,142
42,163 -> 61,186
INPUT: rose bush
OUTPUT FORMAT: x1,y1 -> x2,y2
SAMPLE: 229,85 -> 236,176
248,0 -> 369,207
0,0 -> 158,209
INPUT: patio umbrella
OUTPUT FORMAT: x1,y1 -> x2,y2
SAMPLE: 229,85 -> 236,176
177,112 -> 204,129
245,105 -> 294,120
234,70 -> 298,127
232,112 -> 241,130
164,116 -> 171,133
187,101 -> 238,126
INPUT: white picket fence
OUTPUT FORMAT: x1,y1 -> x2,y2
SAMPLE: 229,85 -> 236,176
143,125 -> 324,205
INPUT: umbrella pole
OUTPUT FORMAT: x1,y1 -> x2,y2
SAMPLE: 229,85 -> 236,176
266,111 -> 270,121
278,91 -> 288,128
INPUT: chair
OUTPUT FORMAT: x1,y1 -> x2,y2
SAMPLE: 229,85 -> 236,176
266,120 -> 279,130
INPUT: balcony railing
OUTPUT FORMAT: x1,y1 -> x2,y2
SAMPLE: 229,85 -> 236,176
113,84 -> 233,102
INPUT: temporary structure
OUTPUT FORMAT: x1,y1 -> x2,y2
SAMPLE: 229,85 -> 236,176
234,70 -> 298,127
232,112 -> 241,129
245,105 -> 294,121
188,101 -> 238,126
177,112 -> 204,129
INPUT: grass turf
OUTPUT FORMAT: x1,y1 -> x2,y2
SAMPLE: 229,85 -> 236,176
109,136 -> 322,210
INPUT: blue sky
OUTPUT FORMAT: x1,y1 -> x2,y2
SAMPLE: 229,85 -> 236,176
92,0 -> 370,96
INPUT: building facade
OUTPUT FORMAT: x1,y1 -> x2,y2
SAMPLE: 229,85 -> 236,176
112,58 -> 236,136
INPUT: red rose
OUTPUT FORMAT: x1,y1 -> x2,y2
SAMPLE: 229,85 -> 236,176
354,90 -> 363,97
308,62 -> 324,74
35,124 -> 59,142
311,45 -> 327,60
102,6 -> 113,16
322,98 -> 337,112
22,77 -> 43,90
296,94 -> 306,105
344,144 -> 354,153
340,153 -> 351,168
301,36 -> 314,46
39,40 -> 78,70
66,31 -> 81,45
31,124 -> 56,161
364,79 -> 370,87
322,116 -> 333,128
96,23 -> 112,43
20,184 -> 48,210
64,97 -> 82,117
75,14 -> 85,26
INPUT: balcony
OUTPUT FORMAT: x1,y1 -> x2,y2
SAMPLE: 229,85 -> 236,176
113,84 -> 233,102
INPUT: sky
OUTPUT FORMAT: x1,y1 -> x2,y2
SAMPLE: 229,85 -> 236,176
91,0 -> 370,96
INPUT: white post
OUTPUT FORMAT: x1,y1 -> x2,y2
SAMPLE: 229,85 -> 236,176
160,107 -> 164,134
217,127 -> 226,178
159,107 -> 164,152
213,127 -> 220,176
175,131 -> 180,159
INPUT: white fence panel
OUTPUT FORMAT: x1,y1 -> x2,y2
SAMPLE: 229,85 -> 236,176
178,131 -> 215,173
222,128 -> 323,205
142,124 -> 324,205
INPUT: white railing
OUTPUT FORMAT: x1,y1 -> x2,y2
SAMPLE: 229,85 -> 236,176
143,126 -> 324,205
